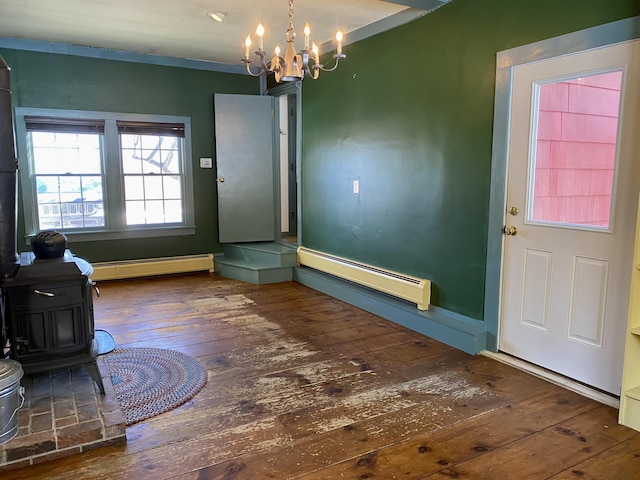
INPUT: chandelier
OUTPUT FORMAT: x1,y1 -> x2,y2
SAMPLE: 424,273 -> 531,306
241,0 -> 346,82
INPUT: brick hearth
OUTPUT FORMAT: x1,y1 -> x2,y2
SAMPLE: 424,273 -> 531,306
0,357 -> 126,470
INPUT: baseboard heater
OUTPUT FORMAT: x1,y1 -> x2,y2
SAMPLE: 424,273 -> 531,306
90,254 -> 214,281
297,247 -> 431,311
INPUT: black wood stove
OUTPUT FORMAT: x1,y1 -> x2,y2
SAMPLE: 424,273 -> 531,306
1,249 -> 105,394
0,55 -> 104,395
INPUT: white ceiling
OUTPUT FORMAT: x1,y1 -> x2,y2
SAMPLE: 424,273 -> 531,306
0,0 -> 448,69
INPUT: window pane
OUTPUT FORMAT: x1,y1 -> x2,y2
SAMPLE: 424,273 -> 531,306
38,201 -> 62,230
59,176 -> 81,196
119,134 -> 140,149
122,149 -> 143,174
30,131 -> 105,230
126,200 -> 146,225
36,177 -> 60,199
80,176 -> 104,227
124,176 -> 145,200
163,176 -> 182,199
144,176 -> 164,200
164,200 -> 183,223
530,70 -> 622,229
145,200 -> 165,224
141,148 -> 162,174
141,135 -> 162,149
32,131 -> 56,148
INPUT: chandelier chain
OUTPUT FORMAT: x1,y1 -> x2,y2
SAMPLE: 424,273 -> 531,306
289,0 -> 294,28
287,0 -> 296,40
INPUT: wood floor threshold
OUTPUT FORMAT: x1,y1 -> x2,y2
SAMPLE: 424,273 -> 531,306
481,350 -> 620,409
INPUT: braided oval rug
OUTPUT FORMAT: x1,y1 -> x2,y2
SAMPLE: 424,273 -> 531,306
103,347 -> 208,425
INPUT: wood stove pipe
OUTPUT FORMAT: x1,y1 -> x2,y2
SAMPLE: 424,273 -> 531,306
0,55 -> 18,277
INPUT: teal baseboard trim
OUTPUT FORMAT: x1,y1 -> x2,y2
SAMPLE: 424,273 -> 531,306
294,266 -> 486,355
212,252 -> 223,273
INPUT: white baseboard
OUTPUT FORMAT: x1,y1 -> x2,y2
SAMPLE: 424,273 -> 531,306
91,254 -> 214,281
297,246 -> 431,311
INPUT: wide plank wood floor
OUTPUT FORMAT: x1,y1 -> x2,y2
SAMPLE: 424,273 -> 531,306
4,273 -> 639,479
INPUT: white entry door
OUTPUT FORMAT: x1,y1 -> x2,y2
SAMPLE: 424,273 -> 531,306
500,40 -> 640,395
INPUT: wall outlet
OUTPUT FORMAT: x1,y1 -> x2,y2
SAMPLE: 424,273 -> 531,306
200,157 -> 213,168
353,179 -> 360,194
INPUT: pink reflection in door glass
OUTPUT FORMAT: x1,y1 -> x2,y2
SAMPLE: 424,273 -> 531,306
531,70 -> 622,228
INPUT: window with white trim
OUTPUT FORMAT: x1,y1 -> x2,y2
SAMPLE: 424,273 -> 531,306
16,108 -> 195,242
118,121 -> 185,226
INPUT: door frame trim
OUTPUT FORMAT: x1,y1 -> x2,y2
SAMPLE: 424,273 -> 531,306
267,82 -> 302,244
484,16 -> 640,351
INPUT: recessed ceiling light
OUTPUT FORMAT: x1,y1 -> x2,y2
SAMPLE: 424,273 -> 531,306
207,11 -> 228,23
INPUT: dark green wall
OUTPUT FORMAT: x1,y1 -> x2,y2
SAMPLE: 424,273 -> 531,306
300,0 -> 640,320
0,48 -> 258,263
2,0 -> 638,321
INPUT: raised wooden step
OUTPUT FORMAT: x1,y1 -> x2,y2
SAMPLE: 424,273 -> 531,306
215,242 -> 296,284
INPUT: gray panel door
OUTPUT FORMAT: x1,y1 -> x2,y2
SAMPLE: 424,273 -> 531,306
214,94 -> 275,243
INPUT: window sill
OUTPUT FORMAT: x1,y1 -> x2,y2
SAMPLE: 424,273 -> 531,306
24,226 -> 196,245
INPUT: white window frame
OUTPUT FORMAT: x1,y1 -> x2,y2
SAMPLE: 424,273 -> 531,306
16,107 -> 196,243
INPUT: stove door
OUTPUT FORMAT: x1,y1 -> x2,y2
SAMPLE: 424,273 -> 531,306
6,279 -> 92,362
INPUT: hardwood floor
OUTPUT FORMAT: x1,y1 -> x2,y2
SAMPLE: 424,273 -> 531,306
4,273 -> 639,479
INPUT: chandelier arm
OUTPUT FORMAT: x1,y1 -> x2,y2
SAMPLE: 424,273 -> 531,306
244,63 -> 267,77
242,57 -> 269,77
318,54 -> 346,72
302,63 -> 320,80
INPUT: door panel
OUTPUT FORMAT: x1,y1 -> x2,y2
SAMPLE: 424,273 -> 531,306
500,40 -> 640,395
521,248 -> 552,330
568,256 -> 607,347
214,94 -> 276,244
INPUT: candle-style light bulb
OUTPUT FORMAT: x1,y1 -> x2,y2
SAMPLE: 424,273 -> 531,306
312,42 -> 319,65
304,23 -> 311,49
244,35 -> 252,59
256,23 -> 265,50
335,31 -> 343,55
275,44 -> 281,57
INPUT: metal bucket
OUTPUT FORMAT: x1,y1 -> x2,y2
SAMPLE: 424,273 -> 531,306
0,359 -> 24,445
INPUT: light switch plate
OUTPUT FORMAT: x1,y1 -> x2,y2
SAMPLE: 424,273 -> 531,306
200,157 -> 213,168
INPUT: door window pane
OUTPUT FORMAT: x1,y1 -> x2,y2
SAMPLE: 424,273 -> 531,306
530,70 -> 622,229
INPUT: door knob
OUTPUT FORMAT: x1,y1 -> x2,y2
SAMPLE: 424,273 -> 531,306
503,226 -> 517,236
218,177 -> 225,183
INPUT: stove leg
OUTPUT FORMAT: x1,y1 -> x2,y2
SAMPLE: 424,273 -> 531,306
85,361 -> 105,395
